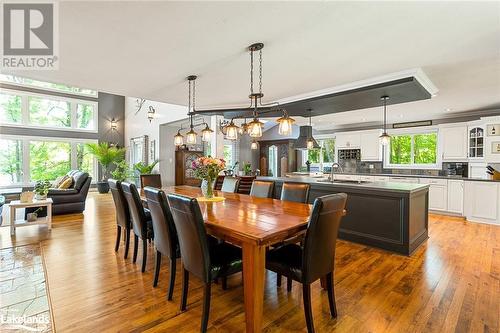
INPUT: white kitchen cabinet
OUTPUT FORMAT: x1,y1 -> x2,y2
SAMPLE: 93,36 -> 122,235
335,132 -> 360,148
360,130 -> 382,161
464,181 -> 499,224
447,180 -> 464,214
440,125 -> 468,160
420,178 -> 448,211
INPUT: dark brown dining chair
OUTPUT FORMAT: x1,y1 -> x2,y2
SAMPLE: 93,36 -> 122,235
249,180 -> 275,198
266,193 -> 347,333
121,182 -> 154,272
221,176 -> 240,193
281,182 -> 310,203
277,182 -> 311,290
167,193 -> 243,333
214,175 -> 225,191
144,187 -> 180,300
108,179 -> 132,259
140,174 -> 162,189
236,176 -> 256,195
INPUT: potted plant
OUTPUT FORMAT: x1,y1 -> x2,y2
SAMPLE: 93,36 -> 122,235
86,142 -> 125,193
133,160 -> 159,175
27,207 -> 43,222
192,156 -> 226,198
243,162 -> 252,176
34,180 -> 51,200
111,160 -> 134,182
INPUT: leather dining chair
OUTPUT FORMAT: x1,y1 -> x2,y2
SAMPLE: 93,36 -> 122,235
167,193 -> 243,333
277,182 -> 311,290
140,174 -> 162,189
108,179 -> 132,259
144,187 -> 180,300
281,182 -> 310,203
249,180 -> 275,198
266,193 -> 347,333
121,182 -> 154,272
221,176 -> 240,193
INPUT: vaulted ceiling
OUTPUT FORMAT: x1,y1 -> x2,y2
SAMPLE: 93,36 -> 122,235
6,1 -> 500,129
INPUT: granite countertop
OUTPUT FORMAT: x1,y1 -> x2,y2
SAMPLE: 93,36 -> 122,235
257,176 -> 429,193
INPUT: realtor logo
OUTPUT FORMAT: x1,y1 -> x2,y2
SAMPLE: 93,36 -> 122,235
1,1 -> 59,70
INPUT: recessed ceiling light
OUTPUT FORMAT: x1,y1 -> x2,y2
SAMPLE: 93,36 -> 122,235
399,114 -> 404,118
445,108 -> 452,112
361,117 -> 366,122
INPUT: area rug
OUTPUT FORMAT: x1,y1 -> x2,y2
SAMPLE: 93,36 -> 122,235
0,244 -> 53,332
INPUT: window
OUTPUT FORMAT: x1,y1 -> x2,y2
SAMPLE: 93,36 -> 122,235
0,91 -> 22,124
268,145 -> 278,177
29,96 -> 71,128
30,141 -> 71,181
76,143 -> 95,176
76,103 -> 95,129
0,89 -> 98,131
302,138 -> 335,172
223,144 -> 233,167
0,139 -> 23,186
387,132 -> 438,168
0,135 -> 97,186
0,74 -> 97,97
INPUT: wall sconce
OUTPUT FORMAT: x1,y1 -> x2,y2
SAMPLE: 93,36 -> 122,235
110,118 -> 117,131
147,106 -> 155,122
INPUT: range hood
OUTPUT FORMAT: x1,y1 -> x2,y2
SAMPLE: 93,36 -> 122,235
294,126 -> 320,150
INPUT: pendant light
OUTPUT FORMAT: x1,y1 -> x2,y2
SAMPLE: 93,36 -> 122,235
225,119 -> 239,140
379,95 -> 391,145
174,75 -> 214,145
201,124 -> 213,142
306,108 -> 318,150
277,109 -> 295,136
246,43 -> 266,138
174,129 -> 184,146
239,118 -> 248,135
251,140 -> 259,150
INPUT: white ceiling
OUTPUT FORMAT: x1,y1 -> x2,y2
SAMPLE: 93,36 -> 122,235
6,1 -> 500,129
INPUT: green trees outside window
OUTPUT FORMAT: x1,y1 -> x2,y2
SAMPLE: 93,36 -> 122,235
30,141 -> 72,181
0,139 -> 23,185
28,97 -> 71,128
0,92 -> 22,124
76,103 -> 95,129
306,138 -> 336,171
389,133 -> 437,165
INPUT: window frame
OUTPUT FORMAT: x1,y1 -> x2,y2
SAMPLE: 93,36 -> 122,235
0,74 -> 98,97
384,127 -> 441,170
0,134 -> 98,187
0,87 -> 98,133
301,136 -> 336,172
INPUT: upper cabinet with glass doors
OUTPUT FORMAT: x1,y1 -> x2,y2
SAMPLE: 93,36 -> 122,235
468,126 -> 484,159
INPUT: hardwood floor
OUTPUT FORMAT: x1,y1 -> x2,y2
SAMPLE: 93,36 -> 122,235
1,192 -> 499,332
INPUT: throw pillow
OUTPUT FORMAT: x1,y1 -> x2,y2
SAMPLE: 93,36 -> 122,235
72,172 -> 89,191
52,175 -> 68,188
58,177 -> 73,189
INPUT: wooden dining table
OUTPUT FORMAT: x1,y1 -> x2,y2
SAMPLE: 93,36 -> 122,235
142,185 -> 312,332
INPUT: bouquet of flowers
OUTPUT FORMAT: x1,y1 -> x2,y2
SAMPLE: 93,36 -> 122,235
192,156 -> 226,198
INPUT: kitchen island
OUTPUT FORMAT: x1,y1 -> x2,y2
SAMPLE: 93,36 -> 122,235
258,176 -> 429,255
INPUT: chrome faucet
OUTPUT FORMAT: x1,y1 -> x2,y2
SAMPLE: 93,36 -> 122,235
330,163 -> 344,181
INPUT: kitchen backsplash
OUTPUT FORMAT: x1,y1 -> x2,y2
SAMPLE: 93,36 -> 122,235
324,161 -> 470,177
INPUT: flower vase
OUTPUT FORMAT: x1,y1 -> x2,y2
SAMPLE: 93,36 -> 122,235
201,178 -> 214,199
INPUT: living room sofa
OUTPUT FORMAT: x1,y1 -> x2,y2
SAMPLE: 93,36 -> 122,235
48,170 -> 92,215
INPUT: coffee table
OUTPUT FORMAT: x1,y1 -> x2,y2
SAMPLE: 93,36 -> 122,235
9,198 -> 52,236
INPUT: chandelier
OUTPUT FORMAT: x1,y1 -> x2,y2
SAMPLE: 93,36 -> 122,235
174,75 -> 214,146
219,42 -> 294,141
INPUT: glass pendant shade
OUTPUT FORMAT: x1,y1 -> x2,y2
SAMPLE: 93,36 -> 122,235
248,118 -> 264,138
201,126 -> 213,142
306,138 -> 315,150
251,140 -> 259,150
225,121 -> 239,140
277,114 -> 295,136
379,132 -> 391,146
186,129 -> 197,144
174,131 -> 184,146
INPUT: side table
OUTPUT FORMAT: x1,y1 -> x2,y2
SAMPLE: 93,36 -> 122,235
9,198 -> 53,236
